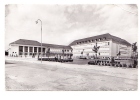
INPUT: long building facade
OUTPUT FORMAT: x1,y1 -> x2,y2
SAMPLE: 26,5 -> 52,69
8,33 -> 132,59
9,39 -> 73,59
69,33 -> 132,59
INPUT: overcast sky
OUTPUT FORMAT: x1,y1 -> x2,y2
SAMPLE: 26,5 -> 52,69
5,4 -> 138,50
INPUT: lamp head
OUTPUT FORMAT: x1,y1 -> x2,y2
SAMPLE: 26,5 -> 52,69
36,21 -> 38,24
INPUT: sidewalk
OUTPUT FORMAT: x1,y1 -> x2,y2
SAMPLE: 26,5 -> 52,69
5,56 -> 38,62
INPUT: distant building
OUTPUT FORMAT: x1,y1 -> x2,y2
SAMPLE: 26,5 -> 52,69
69,33 -> 132,59
9,33 -> 132,59
9,39 -> 73,59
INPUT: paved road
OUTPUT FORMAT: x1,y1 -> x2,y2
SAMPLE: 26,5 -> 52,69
5,60 -> 138,91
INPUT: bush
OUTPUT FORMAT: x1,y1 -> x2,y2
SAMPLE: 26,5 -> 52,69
123,64 -> 127,67
128,64 -> 132,68
88,61 -> 95,65
118,64 -> 121,67
88,62 -> 91,65
112,63 -> 115,66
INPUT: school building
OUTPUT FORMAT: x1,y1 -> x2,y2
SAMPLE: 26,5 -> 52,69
69,33 -> 132,59
8,33 -> 132,59
8,39 -> 73,59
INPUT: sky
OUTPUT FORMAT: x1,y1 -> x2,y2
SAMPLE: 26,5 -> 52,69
5,4 -> 138,50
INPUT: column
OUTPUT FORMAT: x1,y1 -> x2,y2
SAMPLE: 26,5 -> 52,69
33,47 -> 34,53
23,46 -> 24,56
109,41 -> 112,59
37,47 -> 38,55
32,47 -> 34,58
28,46 -> 29,56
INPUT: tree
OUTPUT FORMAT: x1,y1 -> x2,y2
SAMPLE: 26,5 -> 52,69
62,49 -> 64,59
117,51 -> 121,58
131,42 -> 138,68
46,48 -> 50,58
81,49 -> 84,57
92,42 -> 100,59
132,42 -> 137,59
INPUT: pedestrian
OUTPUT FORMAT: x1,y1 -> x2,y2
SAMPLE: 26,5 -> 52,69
111,57 -> 115,66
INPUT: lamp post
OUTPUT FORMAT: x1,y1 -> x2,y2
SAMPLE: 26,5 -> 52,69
36,19 -> 42,63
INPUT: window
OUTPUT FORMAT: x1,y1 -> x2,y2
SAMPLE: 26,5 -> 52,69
34,47 -> 37,52
29,53 -> 32,55
103,37 -> 106,40
24,46 -> 28,52
108,42 -> 110,45
29,47 -> 33,52
19,46 -> 23,52
43,48 -> 45,52
38,47 -> 41,52
19,52 -> 22,55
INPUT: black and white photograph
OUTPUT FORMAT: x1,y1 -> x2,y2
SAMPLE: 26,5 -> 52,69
5,4 -> 138,91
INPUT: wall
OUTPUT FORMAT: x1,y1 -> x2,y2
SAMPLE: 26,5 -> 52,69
71,40 -> 111,58
9,44 -> 19,56
111,42 -> 118,57
111,42 -> 132,58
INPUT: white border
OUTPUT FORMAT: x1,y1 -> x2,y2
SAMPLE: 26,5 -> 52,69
0,0 -> 139,100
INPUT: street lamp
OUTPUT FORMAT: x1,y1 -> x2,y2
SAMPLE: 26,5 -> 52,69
36,19 -> 42,63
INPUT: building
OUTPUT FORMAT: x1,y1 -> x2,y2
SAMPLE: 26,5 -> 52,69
9,39 -> 73,59
8,33 -> 132,59
69,33 -> 132,59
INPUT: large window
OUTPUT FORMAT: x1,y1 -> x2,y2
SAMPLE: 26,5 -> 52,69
25,46 -> 28,52
34,47 -> 37,52
19,46 -> 23,52
29,47 -> 33,52
43,48 -> 45,52
38,47 -> 41,52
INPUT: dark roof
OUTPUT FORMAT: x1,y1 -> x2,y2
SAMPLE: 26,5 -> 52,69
69,33 -> 131,46
10,39 -> 41,46
10,39 -> 72,49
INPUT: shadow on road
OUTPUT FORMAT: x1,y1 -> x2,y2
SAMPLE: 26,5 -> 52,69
5,61 -> 15,64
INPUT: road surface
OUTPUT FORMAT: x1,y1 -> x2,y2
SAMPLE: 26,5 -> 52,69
5,60 -> 138,91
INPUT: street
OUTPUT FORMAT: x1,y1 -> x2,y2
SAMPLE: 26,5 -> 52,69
5,59 -> 138,91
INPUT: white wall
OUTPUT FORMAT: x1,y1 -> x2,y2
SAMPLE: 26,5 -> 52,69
9,44 -> 19,56
71,40 -> 111,58
111,42 -> 131,58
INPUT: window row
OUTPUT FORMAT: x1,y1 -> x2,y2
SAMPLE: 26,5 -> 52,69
19,46 -> 45,52
76,37 -> 107,45
19,46 -> 72,53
